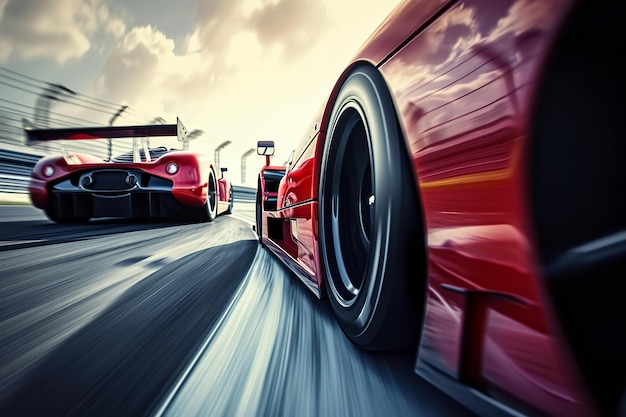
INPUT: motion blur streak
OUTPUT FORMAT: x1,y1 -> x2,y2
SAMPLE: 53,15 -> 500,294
0,211 -> 254,404
158,248 -> 283,417
159,250 -> 472,417
0,232 -> 170,399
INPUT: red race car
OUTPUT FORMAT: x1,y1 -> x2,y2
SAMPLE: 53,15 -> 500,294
26,118 -> 233,223
254,1 -> 624,416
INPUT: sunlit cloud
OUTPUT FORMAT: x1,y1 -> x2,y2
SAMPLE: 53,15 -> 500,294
0,0 -> 125,64
248,0 -> 328,58
184,0 -> 246,55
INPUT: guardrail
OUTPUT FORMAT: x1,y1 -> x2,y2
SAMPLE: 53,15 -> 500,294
232,185 -> 256,202
0,150 -> 41,195
0,149 -> 257,200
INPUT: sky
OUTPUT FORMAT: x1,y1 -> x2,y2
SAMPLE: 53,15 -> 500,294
0,0 -> 402,185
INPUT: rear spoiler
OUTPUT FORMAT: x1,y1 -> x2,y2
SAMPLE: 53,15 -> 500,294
23,117 -> 189,144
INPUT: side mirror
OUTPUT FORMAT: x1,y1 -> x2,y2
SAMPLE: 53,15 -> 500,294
220,167 -> 228,173
257,141 -> 275,156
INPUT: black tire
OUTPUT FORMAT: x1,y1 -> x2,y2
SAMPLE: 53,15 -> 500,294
188,169 -> 217,222
255,176 -> 264,245
225,188 -> 234,215
319,64 -> 426,350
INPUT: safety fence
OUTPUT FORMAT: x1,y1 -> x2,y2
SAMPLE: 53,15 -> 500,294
0,149 -> 41,195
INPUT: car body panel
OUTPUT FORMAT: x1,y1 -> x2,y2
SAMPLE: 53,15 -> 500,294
374,1 -> 595,416
256,0 -> 621,415
257,160 -> 322,295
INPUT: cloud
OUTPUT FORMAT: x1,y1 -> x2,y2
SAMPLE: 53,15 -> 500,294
96,2 -> 126,38
0,0 -> 125,64
145,0 -> 251,108
92,25 -> 174,105
248,0 -> 328,58
91,14 -> 246,121
184,0 -> 246,55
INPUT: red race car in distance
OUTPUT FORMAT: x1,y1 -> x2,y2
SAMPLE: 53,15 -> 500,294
26,118 -> 233,223
254,1 -> 625,416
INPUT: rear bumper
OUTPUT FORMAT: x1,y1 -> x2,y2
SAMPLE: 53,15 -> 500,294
48,190 -> 189,219
31,167 -> 206,219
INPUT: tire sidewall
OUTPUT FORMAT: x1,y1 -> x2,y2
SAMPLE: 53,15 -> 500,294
320,64 -> 416,347
206,170 -> 217,221
256,176 -> 263,243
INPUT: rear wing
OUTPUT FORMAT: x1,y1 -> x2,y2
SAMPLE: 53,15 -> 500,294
24,118 -> 190,163
23,117 -> 189,144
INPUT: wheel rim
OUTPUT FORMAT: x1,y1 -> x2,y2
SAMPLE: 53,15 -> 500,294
326,103 -> 373,307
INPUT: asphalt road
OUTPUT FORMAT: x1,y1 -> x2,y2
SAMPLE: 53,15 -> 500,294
0,203 -> 476,417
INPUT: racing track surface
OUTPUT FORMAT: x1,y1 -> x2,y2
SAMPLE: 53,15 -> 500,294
0,203 -> 475,417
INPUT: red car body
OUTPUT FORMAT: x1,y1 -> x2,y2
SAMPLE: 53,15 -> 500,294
255,1 -> 624,416
26,119 -> 233,222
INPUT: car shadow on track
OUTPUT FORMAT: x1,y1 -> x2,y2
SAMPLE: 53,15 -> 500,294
0,217 -> 228,252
